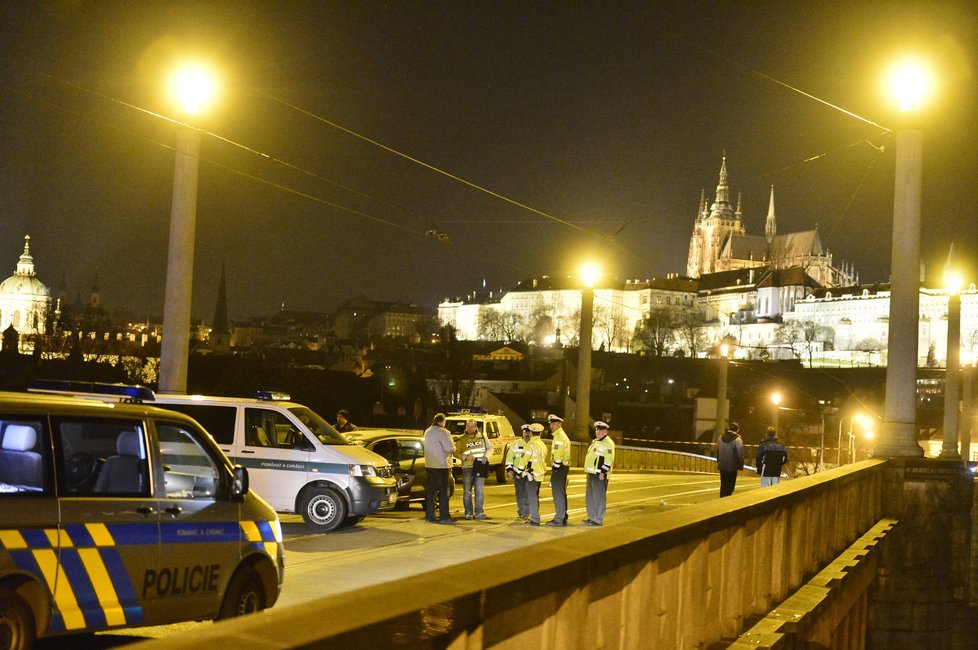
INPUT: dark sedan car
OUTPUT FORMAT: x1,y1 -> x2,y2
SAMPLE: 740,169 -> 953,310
355,431 -> 456,508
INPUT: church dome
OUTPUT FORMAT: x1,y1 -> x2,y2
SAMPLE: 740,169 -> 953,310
0,236 -> 50,298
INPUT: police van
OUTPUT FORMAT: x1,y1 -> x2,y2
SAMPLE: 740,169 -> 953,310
29,382 -> 399,533
0,389 -> 283,650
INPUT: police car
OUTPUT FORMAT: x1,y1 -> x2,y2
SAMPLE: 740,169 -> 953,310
0,390 -> 283,649
443,409 -> 517,483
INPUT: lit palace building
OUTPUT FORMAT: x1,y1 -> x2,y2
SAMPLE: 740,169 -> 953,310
439,157 -> 976,367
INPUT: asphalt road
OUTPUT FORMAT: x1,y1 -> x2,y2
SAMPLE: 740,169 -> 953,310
39,470 -> 759,647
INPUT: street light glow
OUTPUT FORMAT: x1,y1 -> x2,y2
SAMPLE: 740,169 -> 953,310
887,58 -> 932,113
771,391 -> 782,406
169,62 -> 218,115
719,343 -> 729,358
580,263 -> 600,288
946,272 -> 963,295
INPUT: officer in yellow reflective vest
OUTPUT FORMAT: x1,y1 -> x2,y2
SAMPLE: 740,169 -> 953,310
506,425 -> 531,520
522,423 -> 549,526
583,421 -> 616,526
545,414 -> 571,526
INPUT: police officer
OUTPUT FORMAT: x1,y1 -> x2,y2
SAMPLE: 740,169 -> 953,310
506,424 -> 531,520
522,423 -> 549,526
545,414 -> 571,526
583,421 -> 616,526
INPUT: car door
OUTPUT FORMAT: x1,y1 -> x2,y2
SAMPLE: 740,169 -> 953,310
51,415 -> 159,631
240,408 -> 310,507
151,419 -> 240,622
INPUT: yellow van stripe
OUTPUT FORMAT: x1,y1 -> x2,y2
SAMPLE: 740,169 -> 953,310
78,548 -> 126,627
0,530 -> 28,549
44,529 -> 73,548
240,521 -> 261,542
263,542 -> 278,558
85,523 -> 115,547
34,549 -> 87,630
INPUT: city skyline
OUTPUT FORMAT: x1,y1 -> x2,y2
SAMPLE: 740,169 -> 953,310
1,2 -> 975,320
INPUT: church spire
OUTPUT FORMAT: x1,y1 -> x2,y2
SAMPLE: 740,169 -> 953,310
16,235 -> 35,276
765,185 -> 777,244
698,189 -> 706,219
714,153 -> 729,205
735,191 -> 743,220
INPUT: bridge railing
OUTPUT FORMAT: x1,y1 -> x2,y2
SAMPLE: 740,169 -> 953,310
144,459 -> 888,649
570,441 -> 733,473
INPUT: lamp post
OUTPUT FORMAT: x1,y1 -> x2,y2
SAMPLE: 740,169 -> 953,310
159,63 -> 217,394
961,349 -> 974,462
940,276 -> 962,458
714,343 -> 730,442
574,263 -> 599,440
877,59 -> 931,457
838,413 -> 864,466
771,391 -> 782,432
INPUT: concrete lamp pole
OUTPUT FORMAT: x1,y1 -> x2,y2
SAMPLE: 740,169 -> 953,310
940,279 -> 962,458
574,264 -> 599,440
714,343 -> 730,442
159,63 -> 217,394
877,59 -> 931,458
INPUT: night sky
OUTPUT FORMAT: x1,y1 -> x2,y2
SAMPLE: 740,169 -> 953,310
0,2 -> 975,322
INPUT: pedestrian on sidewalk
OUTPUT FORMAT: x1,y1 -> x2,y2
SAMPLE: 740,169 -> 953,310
423,413 -> 456,523
546,414 -> 571,526
756,426 -> 788,487
717,422 -> 745,497
583,421 -> 615,526
522,423 -> 549,526
454,418 -> 492,519
506,425 -> 531,520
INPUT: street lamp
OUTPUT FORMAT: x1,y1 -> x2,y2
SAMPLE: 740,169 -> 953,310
159,62 -> 218,394
940,274 -> 963,458
878,57 -> 933,458
771,391 -> 782,432
838,413 -> 864,466
574,263 -> 599,440
714,343 -> 730,442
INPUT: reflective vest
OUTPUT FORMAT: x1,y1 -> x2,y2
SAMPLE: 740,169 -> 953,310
584,436 -> 615,474
551,427 -> 571,467
523,436 -> 548,482
506,438 -> 529,472
454,432 -> 491,468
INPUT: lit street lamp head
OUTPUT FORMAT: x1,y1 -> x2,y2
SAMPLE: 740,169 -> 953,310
580,263 -> 600,289
169,63 -> 218,115
886,58 -> 933,113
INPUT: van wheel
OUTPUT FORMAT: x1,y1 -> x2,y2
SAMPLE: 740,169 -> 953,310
300,487 -> 347,532
0,590 -> 36,650
218,567 -> 265,619
495,454 -> 508,484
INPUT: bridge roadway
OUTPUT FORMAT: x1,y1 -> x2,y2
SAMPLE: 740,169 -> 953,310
40,470 -> 759,647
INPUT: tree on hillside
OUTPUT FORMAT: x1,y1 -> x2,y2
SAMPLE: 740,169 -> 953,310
632,308 -> 675,356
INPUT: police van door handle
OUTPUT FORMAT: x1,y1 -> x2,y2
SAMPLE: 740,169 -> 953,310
164,506 -> 183,517
135,505 -> 156,515
240,450 -> 256,454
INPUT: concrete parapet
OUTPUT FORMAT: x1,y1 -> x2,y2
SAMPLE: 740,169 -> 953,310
142,461 -> 888,649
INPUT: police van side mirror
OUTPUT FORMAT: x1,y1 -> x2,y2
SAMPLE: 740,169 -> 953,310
231,465 -> 249,501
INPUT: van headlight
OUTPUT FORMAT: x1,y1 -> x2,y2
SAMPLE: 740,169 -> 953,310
349,464 -> 377,477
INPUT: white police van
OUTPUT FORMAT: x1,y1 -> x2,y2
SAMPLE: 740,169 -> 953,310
29,382 -> 398,533
0,388 -> 283,649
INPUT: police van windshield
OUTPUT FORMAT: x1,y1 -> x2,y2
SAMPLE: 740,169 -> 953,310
289,407 -> 349,445
445,419 -> 481,436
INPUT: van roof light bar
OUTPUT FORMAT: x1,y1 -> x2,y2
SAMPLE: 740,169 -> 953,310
28,379 -> 156,403
256,390 -> 291,402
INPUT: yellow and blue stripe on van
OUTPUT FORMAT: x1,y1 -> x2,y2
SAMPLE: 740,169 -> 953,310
0,519 -> 280,635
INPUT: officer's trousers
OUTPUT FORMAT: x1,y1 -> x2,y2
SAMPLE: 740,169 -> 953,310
514,475 -> 528,517
550,465 -> 569,524
525,479 -> 541,524
585,473 -> 608,524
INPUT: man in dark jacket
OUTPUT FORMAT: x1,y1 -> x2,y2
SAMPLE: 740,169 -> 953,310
756,427 -> 788,487
717,422 -> 744,497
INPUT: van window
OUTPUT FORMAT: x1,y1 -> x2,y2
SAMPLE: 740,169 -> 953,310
158,404 -> 236,445
287,407 -> 349,446
157,422 -> 221,499
486,422 -> 499,439
0,418 -> 50,495
54,418 -> 150,497
445,419 -> 481,436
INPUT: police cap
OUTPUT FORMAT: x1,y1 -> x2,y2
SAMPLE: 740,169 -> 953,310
594,421 -> 609,430
528,423 -> 545,433
547,414 -> 563,423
